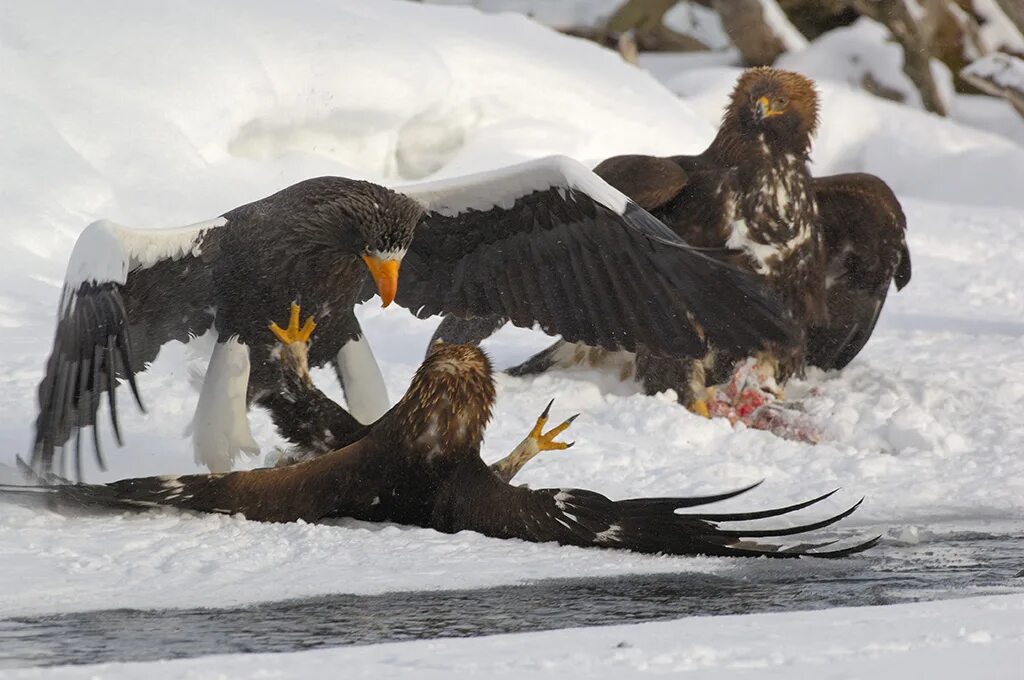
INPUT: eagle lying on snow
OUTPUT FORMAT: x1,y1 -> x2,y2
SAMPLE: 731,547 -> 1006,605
34,155 -> 796,479
9,314 -> 877,559
433,68 -> 912,426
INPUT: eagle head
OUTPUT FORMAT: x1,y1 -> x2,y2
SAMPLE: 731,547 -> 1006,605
345,183 -> 423,307
389,342 -> 497,456
726,67 -> 819,155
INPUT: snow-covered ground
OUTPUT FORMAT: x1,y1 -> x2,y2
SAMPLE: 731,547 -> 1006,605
1,0 -> 1023,675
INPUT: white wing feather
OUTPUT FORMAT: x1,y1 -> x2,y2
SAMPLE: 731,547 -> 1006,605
397,155 -> 629,217
64,217 -> 227,289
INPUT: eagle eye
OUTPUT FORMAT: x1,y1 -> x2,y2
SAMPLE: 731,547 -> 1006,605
773,95 -> 789,110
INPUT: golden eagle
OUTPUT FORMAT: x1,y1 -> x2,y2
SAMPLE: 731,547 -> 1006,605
33,156 -> 796,479
433,69 -> 911,425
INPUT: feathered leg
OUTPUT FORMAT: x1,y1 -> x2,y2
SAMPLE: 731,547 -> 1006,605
257,303 -> 367,465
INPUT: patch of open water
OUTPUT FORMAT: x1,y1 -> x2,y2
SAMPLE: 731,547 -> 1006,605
1,521 -> 1020,668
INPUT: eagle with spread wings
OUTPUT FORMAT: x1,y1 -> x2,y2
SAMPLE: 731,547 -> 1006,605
33,156 -> 794,478
434,68 -> 911,428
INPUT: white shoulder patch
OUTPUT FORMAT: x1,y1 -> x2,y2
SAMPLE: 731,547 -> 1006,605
65,216 -> 227,288
397,155 -> 628,218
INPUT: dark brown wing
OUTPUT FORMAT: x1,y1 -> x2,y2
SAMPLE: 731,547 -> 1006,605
431,462 -> 877,559
33,220 -> 222,479
6,438 -> 388,523
808,173 -> 911,370
399,156 -> 796,360
592,154 -> 690,210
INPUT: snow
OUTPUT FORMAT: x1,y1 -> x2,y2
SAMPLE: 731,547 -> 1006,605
1,0 -> 1023,674
4,595 -> 1021,679
758,0 -> 808,52
962,52 -> 1024,92
777,18 -> 923,108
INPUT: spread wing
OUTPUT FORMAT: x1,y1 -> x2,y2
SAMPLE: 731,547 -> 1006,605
433,465 -> 878,558
33,218 -> 225,477
398,156 -> 796,359
808,174 -> 911,370
5,439 -> 387,523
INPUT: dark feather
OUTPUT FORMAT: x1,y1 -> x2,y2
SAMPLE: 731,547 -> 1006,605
399,187 -> 797,359
807,173 -> 911,370
33,255 -> 216,478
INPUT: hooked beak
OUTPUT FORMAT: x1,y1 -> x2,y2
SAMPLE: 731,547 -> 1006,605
755,96 -> 783,121
362,254 -> 400,308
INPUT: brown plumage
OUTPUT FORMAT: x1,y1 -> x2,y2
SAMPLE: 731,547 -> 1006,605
808,173 -> 911,369
3,342 -> 877,559
434,67 -> 910,409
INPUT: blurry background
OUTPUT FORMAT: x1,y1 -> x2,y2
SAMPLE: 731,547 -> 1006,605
428,0 -> 1024,124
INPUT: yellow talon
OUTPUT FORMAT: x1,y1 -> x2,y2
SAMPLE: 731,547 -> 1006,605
530,399 -> 578,452
691,399 -> 711,418
690,386 -> 716,419
269,302 -> 317,345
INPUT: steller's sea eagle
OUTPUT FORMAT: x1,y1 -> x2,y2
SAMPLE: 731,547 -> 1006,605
433,69 -> 911,431
8,322 -> 877,559
33,156 -> 797,479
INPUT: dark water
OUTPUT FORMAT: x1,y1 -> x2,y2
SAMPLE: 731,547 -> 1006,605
1,524 -> 1021,669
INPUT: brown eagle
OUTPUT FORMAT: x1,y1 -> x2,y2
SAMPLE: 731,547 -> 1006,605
432,68 -> 911,426
33,155 -> 795,480
5,308 -> 876,559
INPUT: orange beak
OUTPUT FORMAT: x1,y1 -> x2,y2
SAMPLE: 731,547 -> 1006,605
362,254 -> 400,308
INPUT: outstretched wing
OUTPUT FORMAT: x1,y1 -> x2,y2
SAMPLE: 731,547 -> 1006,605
33,218 -> 225,477
6,439 -> 387,523
398,156 -> 796,359
433,464 -> 877,559
808,174 -> 911,370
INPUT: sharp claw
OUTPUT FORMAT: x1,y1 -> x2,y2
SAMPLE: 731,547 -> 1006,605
540,398 -> 554,420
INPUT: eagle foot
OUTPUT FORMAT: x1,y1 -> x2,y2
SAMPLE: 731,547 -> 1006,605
269,302 -> 317,346
490,399 -> 578,483
528,398 -> 578,452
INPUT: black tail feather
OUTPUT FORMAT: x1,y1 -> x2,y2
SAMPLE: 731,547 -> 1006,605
617,480 -> 765,511
702,498 -> 865,539
678,488 -> 839,521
